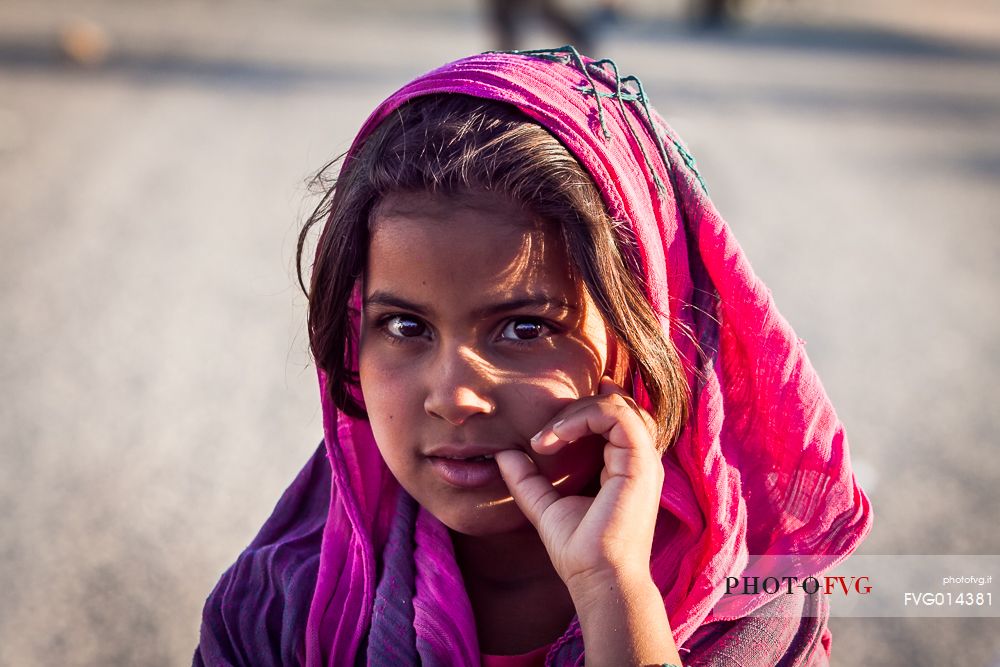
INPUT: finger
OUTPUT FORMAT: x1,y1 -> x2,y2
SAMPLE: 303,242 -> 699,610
599,376 -> 658,439
494,449 -> 562,531
532,398 -> 653,456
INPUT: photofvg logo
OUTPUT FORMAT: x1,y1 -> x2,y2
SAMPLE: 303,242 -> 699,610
725,574 -> 872,597
718,555 -> 1000,618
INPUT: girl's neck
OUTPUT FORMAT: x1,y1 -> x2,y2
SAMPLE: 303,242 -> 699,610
451,526 -> 575,654
451,525 -> 553,585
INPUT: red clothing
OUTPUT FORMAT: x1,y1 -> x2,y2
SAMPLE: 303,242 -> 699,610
481,643 -> 551,667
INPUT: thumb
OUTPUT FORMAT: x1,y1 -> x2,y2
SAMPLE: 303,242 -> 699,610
494,449 -> 561,531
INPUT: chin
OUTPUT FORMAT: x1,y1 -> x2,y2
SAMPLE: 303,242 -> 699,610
439,503 -> 532,537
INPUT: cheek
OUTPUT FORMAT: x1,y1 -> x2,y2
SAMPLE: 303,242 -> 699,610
358,350 -> 384,404
499,345 -> 606,427
359,349 -> 415,457
538,345 -> 605,398
503,375 -> 582,425
359,342 -> 416,404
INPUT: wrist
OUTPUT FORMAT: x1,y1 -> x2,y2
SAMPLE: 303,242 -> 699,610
567,565 -> 660,624
567,567 -> 680,667
567,564 -> 654,605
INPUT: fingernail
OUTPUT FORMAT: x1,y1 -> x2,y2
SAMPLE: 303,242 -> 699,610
532,419 -> 563,443
532,420 -> 565,449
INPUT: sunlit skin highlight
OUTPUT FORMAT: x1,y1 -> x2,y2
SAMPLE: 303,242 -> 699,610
476,473 -> 572,509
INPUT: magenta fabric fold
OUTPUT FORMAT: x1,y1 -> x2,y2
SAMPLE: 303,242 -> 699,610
298,50 -> 872,665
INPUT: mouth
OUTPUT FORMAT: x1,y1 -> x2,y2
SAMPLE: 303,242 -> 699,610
426,449 -> 505,489
434,453 -> 496,463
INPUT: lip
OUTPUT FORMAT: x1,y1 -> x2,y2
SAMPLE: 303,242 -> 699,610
424,443 -> 514,489
428,456 -> 504,488
424,443 -> 509,459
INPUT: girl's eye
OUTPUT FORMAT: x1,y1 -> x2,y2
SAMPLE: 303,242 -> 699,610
500,318 -> 548,342
383,315 -> 427,339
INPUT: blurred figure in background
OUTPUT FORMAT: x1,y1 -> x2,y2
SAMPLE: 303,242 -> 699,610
696,0 -> 744,28
487,0 -> 593,52
590,0 -> 624,28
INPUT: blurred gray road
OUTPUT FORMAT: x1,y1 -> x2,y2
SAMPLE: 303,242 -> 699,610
2,1 -> 999,665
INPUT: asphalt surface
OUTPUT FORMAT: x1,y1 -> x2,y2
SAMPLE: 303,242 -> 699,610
1,1 -> 999,665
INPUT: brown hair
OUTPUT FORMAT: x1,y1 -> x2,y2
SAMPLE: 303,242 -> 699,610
296,94 -> 688,450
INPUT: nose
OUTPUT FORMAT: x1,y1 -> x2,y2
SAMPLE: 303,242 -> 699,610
423,344 -> 496,425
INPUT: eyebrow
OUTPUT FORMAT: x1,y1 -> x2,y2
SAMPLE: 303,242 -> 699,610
364,290 -> 577,319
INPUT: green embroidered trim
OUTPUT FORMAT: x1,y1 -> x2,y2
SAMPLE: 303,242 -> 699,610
490,44 -> 709,194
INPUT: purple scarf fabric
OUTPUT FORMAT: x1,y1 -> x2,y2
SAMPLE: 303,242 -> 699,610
195,48 -> 872,666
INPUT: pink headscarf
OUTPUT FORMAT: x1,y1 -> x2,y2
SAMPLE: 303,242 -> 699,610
303,49 -> 872,664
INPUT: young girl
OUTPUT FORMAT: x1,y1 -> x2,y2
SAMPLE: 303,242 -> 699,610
195,47 -> 872,666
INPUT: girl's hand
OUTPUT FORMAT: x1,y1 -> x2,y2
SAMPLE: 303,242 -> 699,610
494,376 -> 665,598
495,376 -> 682,665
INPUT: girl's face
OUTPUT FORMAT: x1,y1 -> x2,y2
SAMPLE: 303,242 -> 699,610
359,192 -> 614,537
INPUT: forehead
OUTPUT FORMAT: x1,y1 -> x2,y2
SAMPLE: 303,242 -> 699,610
366,192 -> 580,307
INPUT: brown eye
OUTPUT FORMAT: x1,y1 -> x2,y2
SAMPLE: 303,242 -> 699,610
385,315 -> 427,338
500,319 -> 546,341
